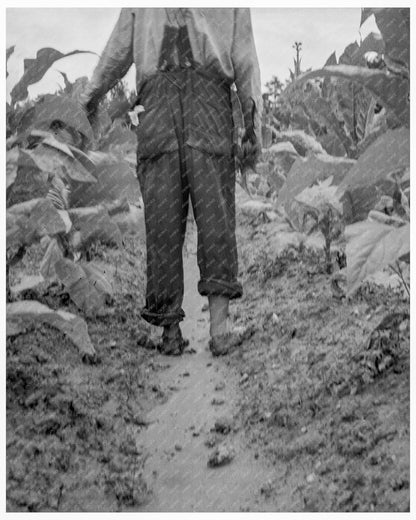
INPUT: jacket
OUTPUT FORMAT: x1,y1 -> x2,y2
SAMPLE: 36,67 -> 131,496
81,8 -> 262,145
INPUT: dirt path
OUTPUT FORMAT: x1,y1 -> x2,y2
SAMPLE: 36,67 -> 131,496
7,203 -> 408,512
134,226 -> 275,512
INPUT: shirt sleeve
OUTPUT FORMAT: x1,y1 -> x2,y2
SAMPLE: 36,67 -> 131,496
231,8 -> 263,146
81,8 -> 135,108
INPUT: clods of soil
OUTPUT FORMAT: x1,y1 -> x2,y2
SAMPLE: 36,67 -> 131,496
6,236 -> 166,512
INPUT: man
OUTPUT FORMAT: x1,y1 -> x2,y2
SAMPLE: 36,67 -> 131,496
81,8 -> 262,356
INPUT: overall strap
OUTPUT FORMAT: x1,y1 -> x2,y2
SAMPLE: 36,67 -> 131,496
158,10 -> 195,72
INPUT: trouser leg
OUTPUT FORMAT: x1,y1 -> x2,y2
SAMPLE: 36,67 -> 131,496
136,68 -> 243,327
186,147 -> 243,300
138,152 -> 189,326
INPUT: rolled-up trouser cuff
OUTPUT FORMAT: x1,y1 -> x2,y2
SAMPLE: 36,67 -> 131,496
198,278 -> 243,300
141,308 -> 185,327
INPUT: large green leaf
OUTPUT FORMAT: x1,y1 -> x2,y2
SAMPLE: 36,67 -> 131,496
10,47 -> 95,104
304,91 -> 354,156
55,259 -> 112,317
356,94 -> 377,143
361,8 -> 409,67
273,129 -> 325,157
82,262 -> 114,298
296,65 -> 409,127
29,141 -> 97,184
67,206 -> 123,249
6,148 -> 19,190
339,33 -> 384,68
6,300 -> 96,361
41,134 -> 74,157
337,128 -> 410,223
6,45 -> 15,77
322,71 -> 381,144
277,154 -> 355,227
6,149 -> 50,206
325,36 -> 378,141
69,76 -> 89,99
318,133 -> 348,158
57,70 -> 73,93
98,119 -> 137,153
7,198 -> 70,250
67,145 -> 97,171
324,51 -> 337,67
289,105 -> 312,132
359,32 -> 385,59
321,52 -> 337,99
261,141 -> 299,176
339,42 -> 360,66
9,103 -> 36,135
33,95 -> 94,142
295,176 -> 343,214
70,159 -> 140,207
9,275 -> 45,299
40,237 -> 65,281
284,36 -> 385,155
346,220 -> 409,294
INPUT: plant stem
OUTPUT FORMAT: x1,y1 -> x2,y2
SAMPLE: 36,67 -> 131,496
324,236 -> 332,274
390,261 -> 410,298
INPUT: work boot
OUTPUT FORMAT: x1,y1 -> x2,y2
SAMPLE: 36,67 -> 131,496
157,323 -> 189,356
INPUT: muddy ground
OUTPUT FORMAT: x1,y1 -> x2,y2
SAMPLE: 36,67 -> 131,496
6,196 -> 410,512
6,232 -> 160,511
228,208 -> 410,512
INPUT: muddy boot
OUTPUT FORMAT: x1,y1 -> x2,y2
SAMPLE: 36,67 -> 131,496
157,324 -> 189,356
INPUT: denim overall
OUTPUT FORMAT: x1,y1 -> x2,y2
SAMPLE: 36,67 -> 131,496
136,23 -> 242,326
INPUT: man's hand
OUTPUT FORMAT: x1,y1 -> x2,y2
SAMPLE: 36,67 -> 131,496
237,125 -> 260,173
235,125 -> 260,195
237,98 -> 261,172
